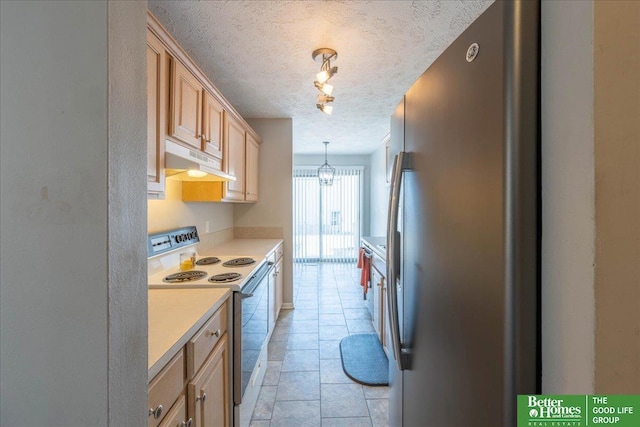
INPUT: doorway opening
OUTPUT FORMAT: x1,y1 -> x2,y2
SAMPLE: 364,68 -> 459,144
293,167 -> 363,264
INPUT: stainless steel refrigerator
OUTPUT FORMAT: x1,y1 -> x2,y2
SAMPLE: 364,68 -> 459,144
386,1 -> 540,426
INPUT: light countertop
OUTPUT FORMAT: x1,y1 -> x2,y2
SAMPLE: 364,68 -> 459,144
148,287 -> 231,381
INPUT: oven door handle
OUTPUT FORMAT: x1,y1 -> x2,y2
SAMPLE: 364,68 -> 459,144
241,263 -> 272,295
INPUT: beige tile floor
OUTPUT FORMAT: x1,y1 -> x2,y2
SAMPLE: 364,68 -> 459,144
249,263 -> 390,427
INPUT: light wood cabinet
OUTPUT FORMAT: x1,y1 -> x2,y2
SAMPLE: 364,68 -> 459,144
269,246 -> 284,332
382,275 -> 389,356
170,60 -> 203,150
223,114 -> 246,202
147,29 -> 167,198
148,350 -> 185,427
275,257 -> 283,324
202,91 -> 224,159
188,334 -> 229,427
245,134 -> 259,202
371,265 -> 383,344
186,302 -> 227,379
364,243 -> 389,356
148,11 -> 261,204
158,395 -> 191,427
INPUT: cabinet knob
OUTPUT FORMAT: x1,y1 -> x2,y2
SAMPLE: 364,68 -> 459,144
208,329 -> 221,338
181,418 -> 193,427
148,404 -> 163,420
196,392 -> 207,402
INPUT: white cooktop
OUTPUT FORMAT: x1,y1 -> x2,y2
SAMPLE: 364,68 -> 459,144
148,246 -> 266,291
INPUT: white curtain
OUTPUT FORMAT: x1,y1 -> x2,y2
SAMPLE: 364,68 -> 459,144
293,167 -> 363,263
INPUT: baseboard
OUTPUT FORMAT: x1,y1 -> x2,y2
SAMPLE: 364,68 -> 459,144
281,303 -> 294,310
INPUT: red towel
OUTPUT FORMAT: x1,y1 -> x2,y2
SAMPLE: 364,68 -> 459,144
357,248 -> 371,294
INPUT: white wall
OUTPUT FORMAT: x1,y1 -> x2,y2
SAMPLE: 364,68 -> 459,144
1,1 -> 147,425
108,1 -> 148,425
294,154 -> 372,236
369,142 -> 389,236
236,119 -> 293,303
593,0 -> 640,393
541,0 -> 595,393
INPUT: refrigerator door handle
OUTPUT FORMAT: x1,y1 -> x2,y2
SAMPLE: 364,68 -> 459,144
387,151 -> 407,371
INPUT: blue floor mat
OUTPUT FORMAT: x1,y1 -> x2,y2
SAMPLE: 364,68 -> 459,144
339,333 -> 389,386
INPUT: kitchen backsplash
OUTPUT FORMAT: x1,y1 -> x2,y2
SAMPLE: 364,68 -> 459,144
197,227 -> 234,252
234,226 -> 284,239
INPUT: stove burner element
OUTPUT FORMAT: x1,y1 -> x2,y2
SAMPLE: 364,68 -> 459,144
208,272 -> 243,283
222,257 -> 256,267
163,271 -> 207,283
196,257 -> 221,266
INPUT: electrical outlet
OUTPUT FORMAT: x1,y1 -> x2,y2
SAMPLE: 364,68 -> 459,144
205,221 -> 210,233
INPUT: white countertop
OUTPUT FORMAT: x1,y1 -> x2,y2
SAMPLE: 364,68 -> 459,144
148,287 -> 231,381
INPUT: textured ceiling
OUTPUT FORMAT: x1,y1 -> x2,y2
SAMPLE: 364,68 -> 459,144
149,0 -> 493,154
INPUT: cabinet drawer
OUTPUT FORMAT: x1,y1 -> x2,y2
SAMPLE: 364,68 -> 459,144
372,254 -> 386,278
158,394 -> 189,427
187,302 -> 228,378
269,243 -> 283,264
149,349 -> 185,427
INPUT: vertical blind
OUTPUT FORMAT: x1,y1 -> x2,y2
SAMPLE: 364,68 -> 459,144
293,167 -> 363,263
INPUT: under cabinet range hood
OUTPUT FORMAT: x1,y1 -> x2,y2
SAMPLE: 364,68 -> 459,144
165,139 -> 235,182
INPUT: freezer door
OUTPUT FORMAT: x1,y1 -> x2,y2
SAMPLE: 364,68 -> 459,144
387,98 -> 405,427
398,1 -> 539,426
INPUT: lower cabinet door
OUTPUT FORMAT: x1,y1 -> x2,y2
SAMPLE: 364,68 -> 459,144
188,334 -> 229,427
371,267 -> 382,341
159,395 -> 192,427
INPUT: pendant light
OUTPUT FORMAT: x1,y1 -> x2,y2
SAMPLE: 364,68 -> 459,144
318,141 -> 335,186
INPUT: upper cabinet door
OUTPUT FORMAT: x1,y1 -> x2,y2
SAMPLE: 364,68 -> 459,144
223,115 -> 246,201
245,134 -> 259,202
171,60 -> 203,149
146,30 -> 166,198
202,91 -> 224,160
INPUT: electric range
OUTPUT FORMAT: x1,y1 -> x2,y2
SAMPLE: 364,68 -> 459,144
147,226 -> 265,290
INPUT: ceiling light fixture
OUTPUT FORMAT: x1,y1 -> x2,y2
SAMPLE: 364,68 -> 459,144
314,81 -> 334,96
318,141 -> 335,186
313,48 -> 338,115
317,94 -> 335,104
316,103 -> 333,115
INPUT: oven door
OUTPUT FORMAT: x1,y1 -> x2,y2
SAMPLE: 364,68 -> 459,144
233,262 -> 272,405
